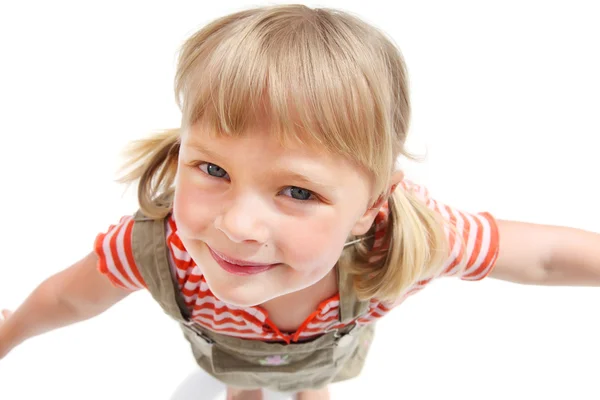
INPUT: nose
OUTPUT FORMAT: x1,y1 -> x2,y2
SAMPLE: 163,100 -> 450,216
214,192 -> 270,244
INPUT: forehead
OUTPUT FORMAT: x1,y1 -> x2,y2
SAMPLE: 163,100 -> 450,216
184,116 -> 336,162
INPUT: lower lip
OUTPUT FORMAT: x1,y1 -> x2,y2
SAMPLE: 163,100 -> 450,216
208,247 -> 279,276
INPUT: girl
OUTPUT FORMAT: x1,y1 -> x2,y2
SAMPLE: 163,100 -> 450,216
1,4 -> 599,400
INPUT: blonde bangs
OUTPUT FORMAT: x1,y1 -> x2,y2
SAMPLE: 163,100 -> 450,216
174,5 -> 400,195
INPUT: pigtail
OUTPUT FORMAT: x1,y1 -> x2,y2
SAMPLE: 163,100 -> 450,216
117,128 -> 181,218
344,187 -> 460,303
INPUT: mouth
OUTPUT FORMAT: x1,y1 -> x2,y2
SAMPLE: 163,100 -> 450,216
208,246 -> 280,276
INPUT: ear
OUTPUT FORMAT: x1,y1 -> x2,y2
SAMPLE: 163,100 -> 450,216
351,170 -> 405,236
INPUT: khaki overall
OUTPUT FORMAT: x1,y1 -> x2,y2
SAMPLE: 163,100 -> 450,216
131,209 -> 376,392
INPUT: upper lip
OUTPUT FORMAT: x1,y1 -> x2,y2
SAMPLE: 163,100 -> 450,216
210,247 -> 277,267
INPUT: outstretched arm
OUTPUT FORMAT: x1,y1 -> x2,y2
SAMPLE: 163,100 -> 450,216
0,251 -> 133,359
489,220 -> 600,286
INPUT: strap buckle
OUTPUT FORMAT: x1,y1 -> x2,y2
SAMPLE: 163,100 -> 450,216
183,320 -> 215,344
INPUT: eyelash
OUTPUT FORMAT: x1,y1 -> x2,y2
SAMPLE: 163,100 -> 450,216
194,161 -> 318,202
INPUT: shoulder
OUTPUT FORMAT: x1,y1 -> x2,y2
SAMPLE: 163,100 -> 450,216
94,213 -> 180,291
94,215 -> 146,290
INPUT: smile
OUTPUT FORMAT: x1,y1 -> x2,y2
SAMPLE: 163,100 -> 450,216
208,246 -> 280,276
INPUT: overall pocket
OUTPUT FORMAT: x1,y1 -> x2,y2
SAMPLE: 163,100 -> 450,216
210,343 -> 334,374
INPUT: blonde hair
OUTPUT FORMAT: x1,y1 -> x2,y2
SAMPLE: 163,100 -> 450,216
119,4 -> 459,302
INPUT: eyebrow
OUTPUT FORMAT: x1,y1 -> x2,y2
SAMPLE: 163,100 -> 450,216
184,142 -> 222,160
273,170 -> 338,193
185,141 -> 338,193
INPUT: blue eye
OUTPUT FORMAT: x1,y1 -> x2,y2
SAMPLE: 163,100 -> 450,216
282,186 -> 315,201
199,162 -> 229,179
195,163 -> 315,201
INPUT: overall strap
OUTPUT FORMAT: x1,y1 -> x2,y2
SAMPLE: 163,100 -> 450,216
131,209 -> 190,323
336,264 -> 370,324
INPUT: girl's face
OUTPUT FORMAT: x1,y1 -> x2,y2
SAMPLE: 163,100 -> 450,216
173,118 -> 381,307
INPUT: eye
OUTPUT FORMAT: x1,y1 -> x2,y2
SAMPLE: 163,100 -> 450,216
198,162 -> 229,179
281,186 -> 315,201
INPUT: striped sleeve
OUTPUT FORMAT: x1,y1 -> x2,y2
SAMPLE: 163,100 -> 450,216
402,180 -> 500,281
94,216 -> 147,290
439,209 -> 500,281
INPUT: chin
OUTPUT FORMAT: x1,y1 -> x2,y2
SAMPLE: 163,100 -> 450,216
203,276 -> 273,308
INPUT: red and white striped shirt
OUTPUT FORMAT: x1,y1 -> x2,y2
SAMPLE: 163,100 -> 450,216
94,180 -> 499,344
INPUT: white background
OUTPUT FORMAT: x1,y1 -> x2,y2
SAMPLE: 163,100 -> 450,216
1,0 -> 599,399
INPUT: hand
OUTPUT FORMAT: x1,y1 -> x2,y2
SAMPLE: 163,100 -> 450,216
0,309 -> 12,323
0,309 -> 14,359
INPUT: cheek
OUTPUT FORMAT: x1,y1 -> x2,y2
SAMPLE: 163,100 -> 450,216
173,173 -> 215,237
280,215 -> 346,272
